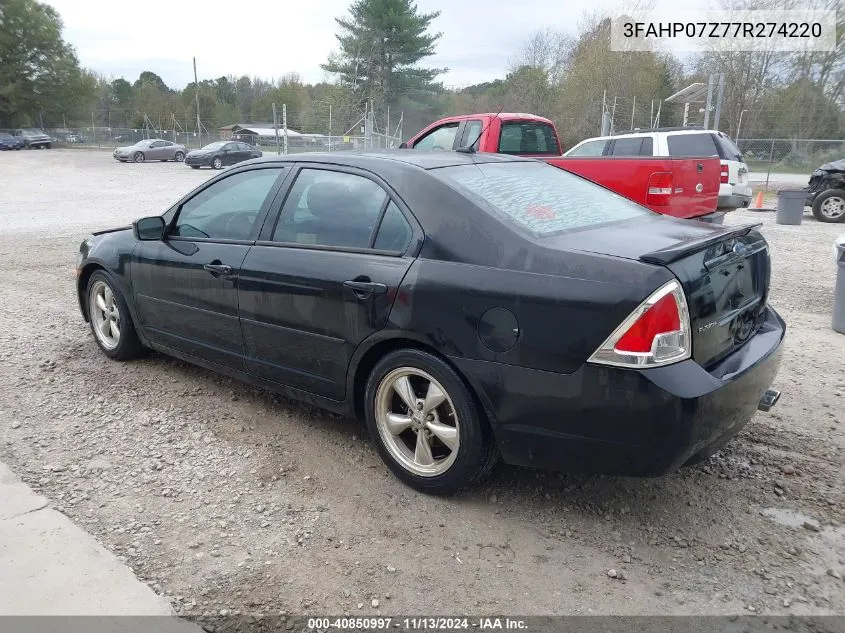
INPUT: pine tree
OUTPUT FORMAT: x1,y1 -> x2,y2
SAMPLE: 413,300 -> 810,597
321,0 -> 446,112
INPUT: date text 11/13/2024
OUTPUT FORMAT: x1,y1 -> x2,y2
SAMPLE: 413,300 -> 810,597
305,617 -> 528,630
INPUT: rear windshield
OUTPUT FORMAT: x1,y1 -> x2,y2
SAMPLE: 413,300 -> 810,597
498,121 -> 560,155
432,161 -> 652,236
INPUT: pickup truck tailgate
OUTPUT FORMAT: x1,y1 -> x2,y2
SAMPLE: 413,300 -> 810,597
545,156 -> 720,219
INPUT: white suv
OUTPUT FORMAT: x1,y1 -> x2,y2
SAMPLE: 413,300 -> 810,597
565,128 -> 752,212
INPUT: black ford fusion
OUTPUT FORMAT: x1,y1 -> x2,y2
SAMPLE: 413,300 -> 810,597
184,140 -> 262,170
76,151 -> 785,494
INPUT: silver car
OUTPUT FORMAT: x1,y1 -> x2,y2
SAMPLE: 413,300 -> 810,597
113,139 -> 186,163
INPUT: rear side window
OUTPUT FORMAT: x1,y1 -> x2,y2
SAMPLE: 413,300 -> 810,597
667,133 -> 719,157
498,122 -> 560,155
610,137 -> 647,156
433,162 -> 652,236
714,134 -> 744,161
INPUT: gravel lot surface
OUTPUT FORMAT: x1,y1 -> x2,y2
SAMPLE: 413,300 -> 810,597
0,149 -> 843,617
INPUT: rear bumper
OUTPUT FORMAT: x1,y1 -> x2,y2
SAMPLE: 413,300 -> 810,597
453,305 -> 785,476
718,192 -> 752,210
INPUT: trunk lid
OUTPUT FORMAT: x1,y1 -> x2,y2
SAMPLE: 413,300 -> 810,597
544,216 -> 771,368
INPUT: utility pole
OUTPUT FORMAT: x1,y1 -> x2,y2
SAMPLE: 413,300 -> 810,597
193,57 -> 202,147
713,73 -> 725,130
328,104 -> 332,151
272,103 -> 280,155
282,104 -> 288,155
630,96 -> 636,130
91,112 -> 96,145
387,105 -> 390,148
703,74 -> 715,129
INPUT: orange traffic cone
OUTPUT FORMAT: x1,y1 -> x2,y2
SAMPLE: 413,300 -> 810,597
753,191 -> 764,209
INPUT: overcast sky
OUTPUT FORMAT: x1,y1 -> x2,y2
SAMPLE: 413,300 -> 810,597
44,0 -> 689,89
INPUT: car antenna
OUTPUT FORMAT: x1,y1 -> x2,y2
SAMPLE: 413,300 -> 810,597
456,106 -> 503,154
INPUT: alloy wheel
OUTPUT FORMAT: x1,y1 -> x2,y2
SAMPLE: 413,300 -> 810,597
212,157 -> 223,169
820,196 -> 845,220
374,367 -> 460,477
89,280 -> 121,350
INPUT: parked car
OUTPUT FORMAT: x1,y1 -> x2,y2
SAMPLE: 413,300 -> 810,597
184,141 -> 262,169
75,151 -> 785,494
403,114 -> 722,221
0,132 -> 25,150
14,128 -> 52,149
113,139 -> 186,163
806,158 -> 845,223
566,127 -> 752,213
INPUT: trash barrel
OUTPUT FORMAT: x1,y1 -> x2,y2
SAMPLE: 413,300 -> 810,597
834,234 -> 845,334
776,189 -> 807,225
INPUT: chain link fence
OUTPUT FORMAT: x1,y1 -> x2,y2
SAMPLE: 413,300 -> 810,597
735,138 -> 845,188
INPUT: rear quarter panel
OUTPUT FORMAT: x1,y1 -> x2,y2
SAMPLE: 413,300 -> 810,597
546,156 -> 720,219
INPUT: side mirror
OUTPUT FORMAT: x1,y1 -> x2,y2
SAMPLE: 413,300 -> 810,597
398,142 -> 408,149
134,216 -> 166,241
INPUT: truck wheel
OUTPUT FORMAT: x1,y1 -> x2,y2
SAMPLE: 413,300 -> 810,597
812,189 -> 845,223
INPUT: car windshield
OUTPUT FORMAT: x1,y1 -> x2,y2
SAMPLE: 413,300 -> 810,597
202,142 -> 226,150
0,133 -> 11,139
432,161 -> 653,236
22,129 -> 41,134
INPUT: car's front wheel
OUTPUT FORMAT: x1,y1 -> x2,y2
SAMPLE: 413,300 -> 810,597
212,157 -> 223,170
86,271 -> 146,360
364,349 -> 498,495
812,189 -> 845,223
133,151 -> 145,163
174,151 -> 185,162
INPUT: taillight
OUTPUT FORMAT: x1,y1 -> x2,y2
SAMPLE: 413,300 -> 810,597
720,164 -> 729,184
646,172 -> 673,206
588,280 -> 691,368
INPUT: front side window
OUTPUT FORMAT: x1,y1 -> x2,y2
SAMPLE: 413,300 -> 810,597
272,169 -> 387,249
172,168 -> 284,240
498,122 -> 560,155
566,139 -> 608,157
412,123 -> 459,150
433,161 -> 652,236
459,120 -> 483,150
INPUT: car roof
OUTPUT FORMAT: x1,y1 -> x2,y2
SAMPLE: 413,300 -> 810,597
243,149 -> 534,171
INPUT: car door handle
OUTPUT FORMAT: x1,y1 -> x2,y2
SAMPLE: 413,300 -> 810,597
203,262 -> 233,277
343,279 -> 388,298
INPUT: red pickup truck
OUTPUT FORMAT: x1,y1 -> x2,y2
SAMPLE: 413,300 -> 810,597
402,113 -> 722,221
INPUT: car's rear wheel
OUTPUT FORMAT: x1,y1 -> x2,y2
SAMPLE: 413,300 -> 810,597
364,349 -> 497,495
45,143 -> 51,149
212,157 -> 223,170
812,189 -> 845,223
133,151 -> 145,163
86,271 -> 146,360
174,151 -> 185,162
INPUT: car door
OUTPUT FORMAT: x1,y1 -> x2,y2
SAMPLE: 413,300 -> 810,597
222,142 -> 241,165
131,165 -> 288,370
238,165 -> 419,399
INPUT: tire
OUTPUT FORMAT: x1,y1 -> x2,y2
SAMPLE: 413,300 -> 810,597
85,270 -> 146,360
211,156 -> 223,170
364,349 -> 498,495
174,151 -> 185,162
133,151 -> 145,163
45,143 -> 51,149
812,189 -> 845,223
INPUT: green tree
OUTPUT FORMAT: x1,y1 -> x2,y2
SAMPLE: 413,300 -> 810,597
321,0 -> 446,113
0,0 -> 92,126
133,71 -> 171,93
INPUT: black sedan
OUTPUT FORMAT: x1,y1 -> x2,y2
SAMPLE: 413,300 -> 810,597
184,140 -> 262,170
76,152 -> 785,494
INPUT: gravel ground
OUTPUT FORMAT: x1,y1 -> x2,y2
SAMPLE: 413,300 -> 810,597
0,149 -> 843,618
